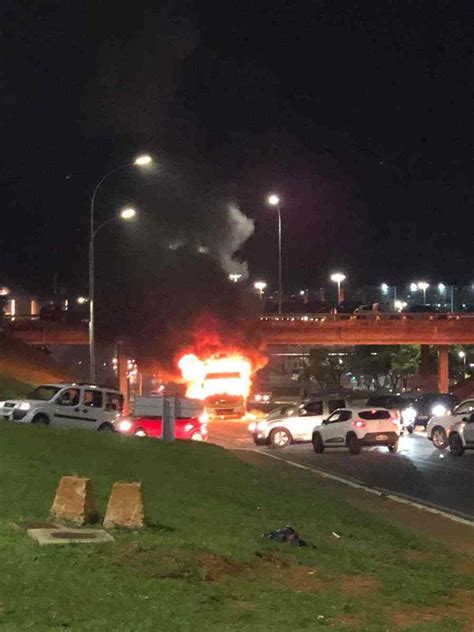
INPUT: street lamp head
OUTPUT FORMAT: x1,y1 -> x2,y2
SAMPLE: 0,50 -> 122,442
381,283 -> 389,294
330,272 -> 346,284
409,282 -> 418,292
417,281 -> 429,291
458,350 -> 466,359
254,281 -> 267,292
77,296 -> 88,304
438,283 -> 446,293
120,207 -> 137,220
134,154 -> 152,166
267,194 -> 280,206
229,273 -> 242,283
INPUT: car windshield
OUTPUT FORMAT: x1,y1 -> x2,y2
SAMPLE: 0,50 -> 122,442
26,385 -> 61,401
266,405 -> 294,420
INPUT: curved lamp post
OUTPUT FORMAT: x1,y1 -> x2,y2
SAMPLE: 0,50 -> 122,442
89,155 -> 151,382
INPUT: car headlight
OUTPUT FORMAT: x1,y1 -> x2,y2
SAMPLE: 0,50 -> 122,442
255,394 -> 262,402
248,422 -> 257,432
402,407 -> 416,423
19,403 -> 31,411
0,401 -> 5,408
431,404 -> 447,417
118,419 -> 132,432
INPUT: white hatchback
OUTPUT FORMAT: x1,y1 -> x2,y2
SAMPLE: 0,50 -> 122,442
0,383 -> 123,431
312,407 -> 400,455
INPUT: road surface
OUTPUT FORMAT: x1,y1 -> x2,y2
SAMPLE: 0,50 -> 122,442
208,421 -> 474,519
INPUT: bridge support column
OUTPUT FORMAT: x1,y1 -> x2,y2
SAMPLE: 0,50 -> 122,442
438,346 -> 449,394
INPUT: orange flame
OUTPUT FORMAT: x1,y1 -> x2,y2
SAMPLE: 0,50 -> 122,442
178,353 -> 252,400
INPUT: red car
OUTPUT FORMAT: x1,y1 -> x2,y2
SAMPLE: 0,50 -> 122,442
115,415 -> 208,441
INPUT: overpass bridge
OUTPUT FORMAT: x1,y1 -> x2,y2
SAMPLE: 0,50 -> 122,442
259,313 -> 474,393
4,319 -> 88,345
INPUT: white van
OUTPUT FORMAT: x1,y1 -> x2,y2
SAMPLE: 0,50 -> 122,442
0,383 -> 123,431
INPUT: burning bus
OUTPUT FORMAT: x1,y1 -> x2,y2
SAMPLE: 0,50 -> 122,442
178,353 -> 251,419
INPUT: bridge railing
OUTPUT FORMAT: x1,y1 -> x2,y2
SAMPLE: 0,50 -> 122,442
261,313 -> 473,323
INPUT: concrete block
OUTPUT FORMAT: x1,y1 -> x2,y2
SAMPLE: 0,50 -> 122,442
103,482 -> 145,529
51,476 -> 96,525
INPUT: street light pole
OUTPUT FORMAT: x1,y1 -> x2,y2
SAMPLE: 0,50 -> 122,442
88,155 -> 151,383
267,194 -> 282,314
277,202 -> 282,314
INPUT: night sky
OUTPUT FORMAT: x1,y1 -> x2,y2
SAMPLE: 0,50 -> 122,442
2,0 -> 473,303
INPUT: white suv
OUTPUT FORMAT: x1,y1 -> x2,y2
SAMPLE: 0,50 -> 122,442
427,398 -> 474,453
312,407 -> 400,455
249,396 -> 347,448
0,383 -> 123,431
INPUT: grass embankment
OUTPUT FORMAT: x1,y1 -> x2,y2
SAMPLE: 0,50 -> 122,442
0,423 -> 473,631
0,335 -> 71,398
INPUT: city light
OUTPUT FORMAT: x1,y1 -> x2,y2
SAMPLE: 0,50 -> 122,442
438,283 -> 446,293
134,154 -> 152,166
254,281 -> 267,298
267,193 -> 280,206
120,207 -> 137,220
330,272 -> 346,284
410,282 -> 418,292
417,281 -> 429,304
0,287 -> 10,296
77,296 -> 88,304
381,283 -> 389,294
458,350 -> 466,359
330,272 -> 346,304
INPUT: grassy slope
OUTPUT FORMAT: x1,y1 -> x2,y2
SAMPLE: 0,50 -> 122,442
0,336 -> 72,398
0,422 -> 472,631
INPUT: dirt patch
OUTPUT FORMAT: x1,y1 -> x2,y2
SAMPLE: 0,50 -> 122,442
341,574 -> 381,595
401,549 -> 435,563
453,589 -> 474,631
333,614 -> 365,629
456,558 -> 474,576
198,552 -> 246,581
392,607 -> 442,628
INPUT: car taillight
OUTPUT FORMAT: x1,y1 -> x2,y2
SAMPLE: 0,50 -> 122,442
352,420 -> 366,428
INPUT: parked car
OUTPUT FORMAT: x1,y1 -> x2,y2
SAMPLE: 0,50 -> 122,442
312,407 -> 400,455
366,394 -> 416,431
249,395 -> 347,447
404,304 -> 439,314
403,393 -> 458,432
115,415 -> 208,441
427,398 -> 474,449
0,383 -> 123,431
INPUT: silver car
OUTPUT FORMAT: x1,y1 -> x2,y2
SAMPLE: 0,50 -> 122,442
249,396 -> 347,448
427,398 -> 474,450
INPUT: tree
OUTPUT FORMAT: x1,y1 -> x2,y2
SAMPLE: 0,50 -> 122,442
351,346 -> 392,390
390,346 -> 420,390
303,347 -> 352,391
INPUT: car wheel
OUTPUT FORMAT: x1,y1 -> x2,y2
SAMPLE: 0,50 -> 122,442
31,414 -> 49,425
407,424 -> 414,434
98,423 -> 114,432
387,440 -> 399,453
347,433 -> 361,455
449,432 -> 465,457
134,428 -> 147,437
269,428 -> 292,448
312,432 -> 324,454
431,426 -> 448,449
